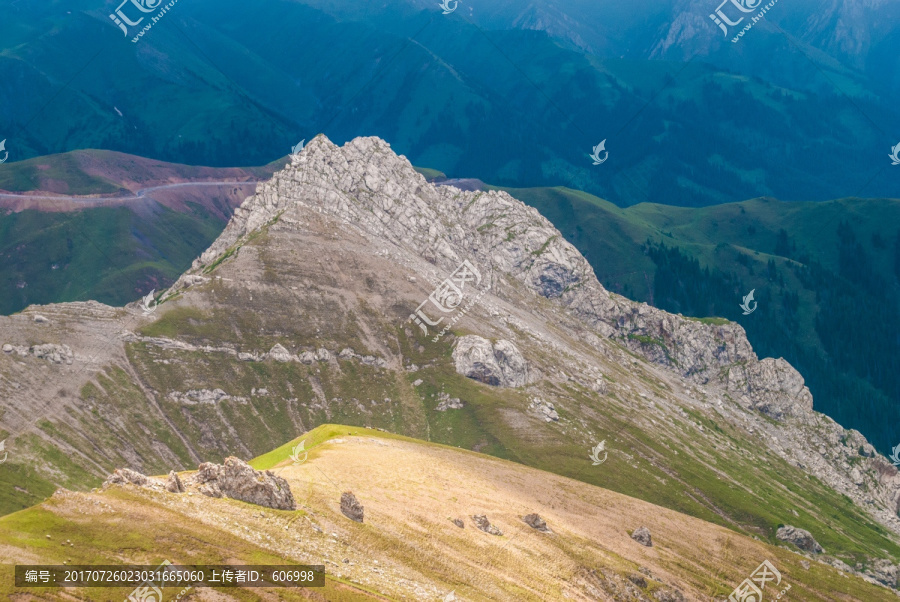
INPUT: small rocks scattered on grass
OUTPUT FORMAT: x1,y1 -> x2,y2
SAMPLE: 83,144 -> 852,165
471,515 -> 502,536
522,513 -> 551,533
452,518 -> 465,529
528,398 -> 559,422
341,491 -> 364,523
631,526 -> 652,547
435,392 -> 464,411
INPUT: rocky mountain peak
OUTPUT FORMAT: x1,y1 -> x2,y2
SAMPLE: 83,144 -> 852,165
168,134 -> 900,535
4,135 -> 900,588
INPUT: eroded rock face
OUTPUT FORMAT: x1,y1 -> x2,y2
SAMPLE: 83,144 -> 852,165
776,525 -> 823,553
631,526 -> 652,547
340,491 -> 364,522
727,358 -> 814,421
189,457 -> 295,510
452,336 -> 527,387
866,558 -> 899,587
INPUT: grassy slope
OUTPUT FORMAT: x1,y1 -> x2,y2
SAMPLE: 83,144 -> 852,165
0,151 -> 121,194
0,425 -> 893,601
0,204 -> 228,315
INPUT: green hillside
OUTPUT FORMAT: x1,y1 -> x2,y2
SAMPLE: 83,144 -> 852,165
0,205 -> 226,315
503,185 -> 900,456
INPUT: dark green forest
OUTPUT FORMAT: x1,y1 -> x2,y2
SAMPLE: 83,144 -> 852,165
644,224 -> 900,454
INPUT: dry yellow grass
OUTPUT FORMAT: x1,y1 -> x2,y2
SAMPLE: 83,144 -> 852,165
1,430 -> 890,601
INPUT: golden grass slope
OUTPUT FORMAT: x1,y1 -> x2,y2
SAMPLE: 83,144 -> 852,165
1,425 -> 888,601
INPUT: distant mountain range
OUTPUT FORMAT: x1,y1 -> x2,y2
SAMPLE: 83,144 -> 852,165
0,0 -> 897,206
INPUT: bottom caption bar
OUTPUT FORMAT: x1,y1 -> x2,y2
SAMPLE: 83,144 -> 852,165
15,564 -> 325,588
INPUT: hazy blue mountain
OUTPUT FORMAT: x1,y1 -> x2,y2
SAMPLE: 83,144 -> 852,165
0,0 -> 897,206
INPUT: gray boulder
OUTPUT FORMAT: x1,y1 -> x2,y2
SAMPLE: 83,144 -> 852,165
166,470 -> 184,493
341,491 -> 364,522
522,513 -> 551,532
103,468 -> 149,488
776,525 -> 824,553
452,336 -> 527,387
631,526 -> 652,547
472,514 -> 503,535
268,344 -> 294,363
189,457 -> 295,510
